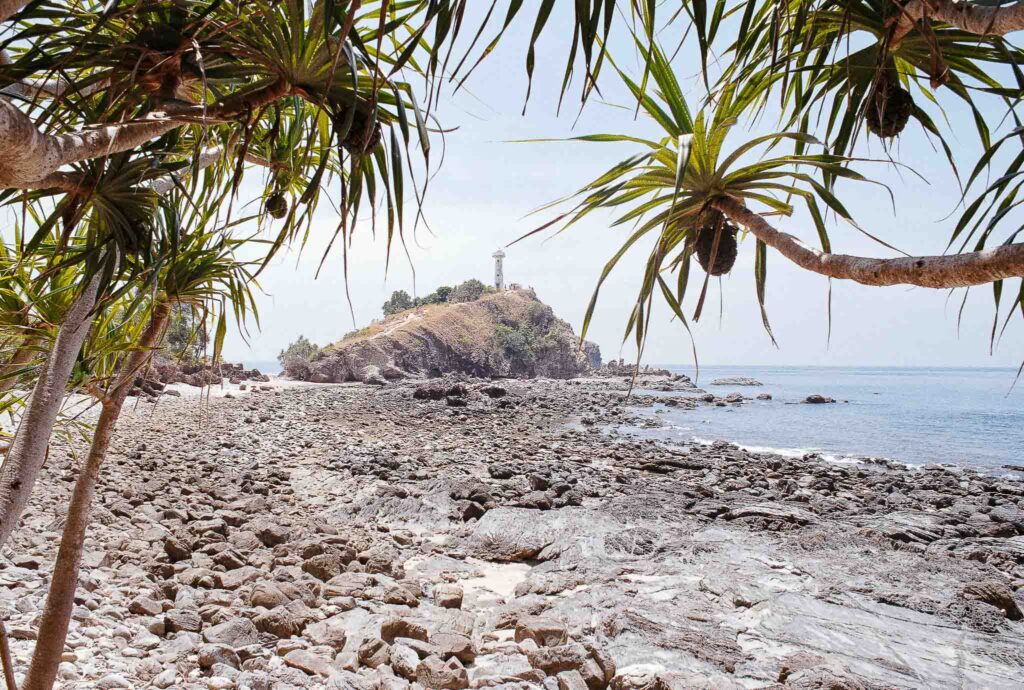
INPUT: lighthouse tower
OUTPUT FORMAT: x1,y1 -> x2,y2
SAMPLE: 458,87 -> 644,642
492,249 -> 506,290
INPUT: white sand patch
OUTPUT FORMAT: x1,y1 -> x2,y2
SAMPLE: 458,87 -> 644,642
162,375 -> 313,400
461,557 -> 531,606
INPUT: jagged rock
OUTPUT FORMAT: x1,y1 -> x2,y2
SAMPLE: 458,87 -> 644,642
417,655 -> 470,690
358,638 -> 391,669
249,581 -> 303,609
305,619 -> 349,650
431,632 -> 476,664
526,643 -> 589,675
198,644 -> 241,670
253,600 -> 315,638
434,583 -> 463,609
164,535 -> 192,562
304,550 -> 355,581
515,616 -> 567,647
381,617 -> 429,643
284,649 -> 334,676
217,565 -> 262,589
164,609 -> 202,634
391,643 -> 421,680
962,581 -> 1024,620
129,596 -> 163,616
558,670 -> 590,690
203,618 -> 259,647
253,520 -> 291,547
468,508 -> 559,562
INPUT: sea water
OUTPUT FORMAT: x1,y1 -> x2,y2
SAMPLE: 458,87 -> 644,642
631,366 -> 1023,471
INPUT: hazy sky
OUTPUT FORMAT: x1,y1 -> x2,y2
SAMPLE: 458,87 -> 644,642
224,5 -> 1023,369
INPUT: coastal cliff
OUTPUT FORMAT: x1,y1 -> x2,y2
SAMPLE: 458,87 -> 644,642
307,288 -> 601,383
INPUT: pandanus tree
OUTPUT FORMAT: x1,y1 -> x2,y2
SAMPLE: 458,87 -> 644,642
17,203 -> 257,690
519,1 -> 1024,357
0,0 -> 440,553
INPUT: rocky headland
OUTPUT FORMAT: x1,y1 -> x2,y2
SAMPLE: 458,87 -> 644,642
302,290 -> 601,384
2,373 -> 1023,689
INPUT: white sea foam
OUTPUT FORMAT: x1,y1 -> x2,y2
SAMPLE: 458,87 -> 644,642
680,432 -> 897,468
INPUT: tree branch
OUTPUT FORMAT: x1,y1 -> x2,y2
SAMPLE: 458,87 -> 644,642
0,0 -> 29,23
5,171 -> 85,194
0,49 -> 108,99
714,195 -> 1024,288
0,100 -> 183,187
149,144 -> 278,194
892,0 -> 1024,44
0,80 -> 289,190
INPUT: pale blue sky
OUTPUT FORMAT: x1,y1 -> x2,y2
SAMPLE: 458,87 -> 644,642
223,5 -> 1023,368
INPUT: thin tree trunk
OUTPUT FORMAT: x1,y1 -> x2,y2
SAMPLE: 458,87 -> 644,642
20,302 -> 170,690
0,337 -> 40,395
0,273 -> 101,551
0,620 -> 15,690
714,195 -> 1024,288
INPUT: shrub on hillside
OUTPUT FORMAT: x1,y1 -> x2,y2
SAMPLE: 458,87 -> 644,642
416,285 -> 453,306
494,323 -> 536,371
278,335 -> 320,380
383,290 -> 414,316
451,279 -> 487,303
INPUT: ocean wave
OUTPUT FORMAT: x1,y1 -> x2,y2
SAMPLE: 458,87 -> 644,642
681,432 -> 909,468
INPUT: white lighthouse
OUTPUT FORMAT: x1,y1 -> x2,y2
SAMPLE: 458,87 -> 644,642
492,249 -> 506,290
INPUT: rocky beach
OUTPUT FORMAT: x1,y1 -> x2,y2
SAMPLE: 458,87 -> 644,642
2,373 -> 1023,689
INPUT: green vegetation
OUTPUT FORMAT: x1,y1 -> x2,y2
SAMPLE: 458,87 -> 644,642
278,336 -> 321,380
382,290 -> 415,316
382,280 -> 496,317
451,279 -> 489,303
162,305 -> 207,362
493,302 -> 573,373
494,323 -> 537,370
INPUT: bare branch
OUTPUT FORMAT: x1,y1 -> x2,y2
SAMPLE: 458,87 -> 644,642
892,0 -> 1024,43
149,145 -> 278,194
0,80 -> 291,190
0,50 -> 109,100
714,195 -> 1024,288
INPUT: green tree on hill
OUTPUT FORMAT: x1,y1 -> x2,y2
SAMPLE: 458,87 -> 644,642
278,336 -> 320,380
451,279 -> 488,303
383,290 -> 415,316
418,285 -> 453,305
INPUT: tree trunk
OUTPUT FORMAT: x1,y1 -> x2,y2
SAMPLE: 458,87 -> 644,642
0,273 -> 101,551
20,302 -> 170,690
0,336 -> 40,395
